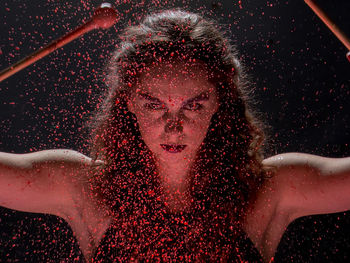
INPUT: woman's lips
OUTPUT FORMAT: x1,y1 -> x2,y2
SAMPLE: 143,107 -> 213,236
160,144 -> 187,153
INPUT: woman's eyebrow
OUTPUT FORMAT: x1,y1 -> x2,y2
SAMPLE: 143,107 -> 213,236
184,92 -> 209,105
138,92 -> 162,103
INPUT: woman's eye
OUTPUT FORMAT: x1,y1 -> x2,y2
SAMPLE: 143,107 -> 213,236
184,103 -> 203,111
144,103 -> 165,110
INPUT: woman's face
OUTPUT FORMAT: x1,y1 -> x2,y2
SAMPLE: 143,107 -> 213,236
127,59 -> 219,164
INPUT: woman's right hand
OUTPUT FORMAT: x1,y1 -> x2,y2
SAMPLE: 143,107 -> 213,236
0,149 -> 103,217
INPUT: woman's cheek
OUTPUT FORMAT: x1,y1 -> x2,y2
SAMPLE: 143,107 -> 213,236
139,117 -> 157,134
138,116 -> 163,140
188,112 -> 212,129
186,119 -> 207,140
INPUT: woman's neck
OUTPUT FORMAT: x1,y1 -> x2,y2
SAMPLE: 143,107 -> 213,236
156,158 -> 193,213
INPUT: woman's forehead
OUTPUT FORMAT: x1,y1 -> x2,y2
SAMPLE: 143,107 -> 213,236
133,59 -> 216,99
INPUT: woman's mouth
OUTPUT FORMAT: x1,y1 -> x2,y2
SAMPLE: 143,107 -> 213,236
160,144 -> 187,153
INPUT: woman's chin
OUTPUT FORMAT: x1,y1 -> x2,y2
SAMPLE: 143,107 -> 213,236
154,146 -> 197,162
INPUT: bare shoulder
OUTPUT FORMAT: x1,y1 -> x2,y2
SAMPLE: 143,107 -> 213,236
26,149 -> 103,167
0,148 -> 104,217
261,152 -> 349,202
262,152 -> 331,170
50,149 -> 106,215
259,153 -> 322,213
262,152 -> 350,219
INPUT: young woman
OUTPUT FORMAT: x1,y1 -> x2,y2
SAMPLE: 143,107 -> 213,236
0,9 -> 349,262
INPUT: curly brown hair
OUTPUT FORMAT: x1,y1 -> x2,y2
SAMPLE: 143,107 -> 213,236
88,8 -> 268,261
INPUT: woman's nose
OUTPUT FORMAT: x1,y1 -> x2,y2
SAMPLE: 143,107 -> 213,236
164,117 -> 183,134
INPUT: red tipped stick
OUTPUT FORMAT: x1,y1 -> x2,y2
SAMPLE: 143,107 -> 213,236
304,0 -> 350,60
0,3 -> 118,82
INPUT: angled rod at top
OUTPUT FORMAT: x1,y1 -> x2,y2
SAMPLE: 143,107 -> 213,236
0,3 -> 117,82
304,0 -> 350,51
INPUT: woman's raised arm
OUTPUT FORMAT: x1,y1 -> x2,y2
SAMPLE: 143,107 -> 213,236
0,149 -> 101,216
262,153 -> 350,222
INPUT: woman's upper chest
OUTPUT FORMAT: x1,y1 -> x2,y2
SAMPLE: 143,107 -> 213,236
64,168 -> 293,262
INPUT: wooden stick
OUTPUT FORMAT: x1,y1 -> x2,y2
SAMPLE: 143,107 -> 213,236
0,3 -> 117,82
304,0 -> 350,51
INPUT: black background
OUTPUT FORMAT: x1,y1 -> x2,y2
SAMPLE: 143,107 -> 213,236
0,0 -> 349,261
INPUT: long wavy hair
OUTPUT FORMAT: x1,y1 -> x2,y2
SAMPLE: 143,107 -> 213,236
88,9 -> 268,261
